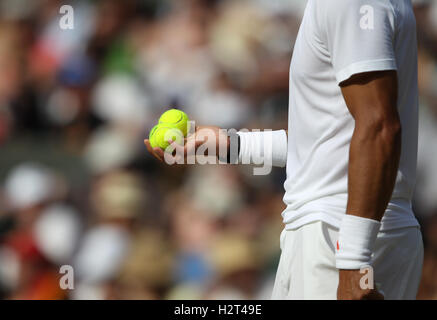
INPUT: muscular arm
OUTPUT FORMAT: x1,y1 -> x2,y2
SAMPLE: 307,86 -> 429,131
341,70 -> 401,222
337,70 -> 401,300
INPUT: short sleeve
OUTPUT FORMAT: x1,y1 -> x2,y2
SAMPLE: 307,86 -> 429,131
321,0 -> 398,84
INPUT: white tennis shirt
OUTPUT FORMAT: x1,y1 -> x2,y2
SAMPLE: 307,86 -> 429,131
282,0 -> 420,231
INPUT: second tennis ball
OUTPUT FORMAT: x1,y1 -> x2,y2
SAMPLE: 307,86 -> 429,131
148,125 -> 159,148
149,125 -> 184,150
159,109 -> 190,137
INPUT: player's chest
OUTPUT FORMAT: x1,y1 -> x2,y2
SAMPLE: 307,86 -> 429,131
290,17 -> 332,82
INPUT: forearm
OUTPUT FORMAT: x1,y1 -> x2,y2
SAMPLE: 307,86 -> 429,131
335,119 -> 401,271
346,121 -> 402,221
336,120 -> 401,293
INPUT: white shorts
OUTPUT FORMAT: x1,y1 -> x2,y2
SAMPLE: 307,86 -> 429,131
271,221 -> 424,300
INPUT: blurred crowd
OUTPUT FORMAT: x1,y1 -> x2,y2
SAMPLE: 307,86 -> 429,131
0,0 -> 436,300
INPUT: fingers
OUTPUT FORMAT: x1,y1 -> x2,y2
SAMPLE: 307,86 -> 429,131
146,126 -> 220,164
338,288 -> 385,300
170,139 -> 186,155
363,289 -> 385,300
168,139 -> 190,163
144,140 -> 165,162
153,147 -> 165,160
145,136 -> 198,164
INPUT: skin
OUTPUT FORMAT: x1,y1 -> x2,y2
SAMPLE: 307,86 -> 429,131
144,70 -> 400,300
338,70 -> 401,300
144,125 -> 227,163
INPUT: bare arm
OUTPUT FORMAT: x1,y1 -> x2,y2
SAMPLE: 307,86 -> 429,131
341,70 -> 401,222
337,70 -> 401,300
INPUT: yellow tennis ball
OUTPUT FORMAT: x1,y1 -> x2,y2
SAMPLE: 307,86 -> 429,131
149,125 -> 159,148
158,109 -> 190,137
150,125 -> 184,151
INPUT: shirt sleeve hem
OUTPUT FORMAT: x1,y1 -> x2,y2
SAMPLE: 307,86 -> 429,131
335,59 -> 397,85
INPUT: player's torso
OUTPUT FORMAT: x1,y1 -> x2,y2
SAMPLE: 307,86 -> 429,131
284,0 -> 419,227
286,0 -> 353,195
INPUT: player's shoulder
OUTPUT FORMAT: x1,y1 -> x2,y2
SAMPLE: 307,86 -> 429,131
314,0 -> 397,15
313,0 -> 363,11
313,0 -> 401,27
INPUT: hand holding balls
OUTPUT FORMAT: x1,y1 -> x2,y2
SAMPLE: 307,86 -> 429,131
149,125 -> 184,150
149,109 -> 190,151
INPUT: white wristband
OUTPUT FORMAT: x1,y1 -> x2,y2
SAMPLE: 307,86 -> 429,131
237,130 -> 287,168
335,215 -> 381,270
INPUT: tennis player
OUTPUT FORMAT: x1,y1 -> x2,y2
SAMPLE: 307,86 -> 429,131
145,0 -> 423,300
